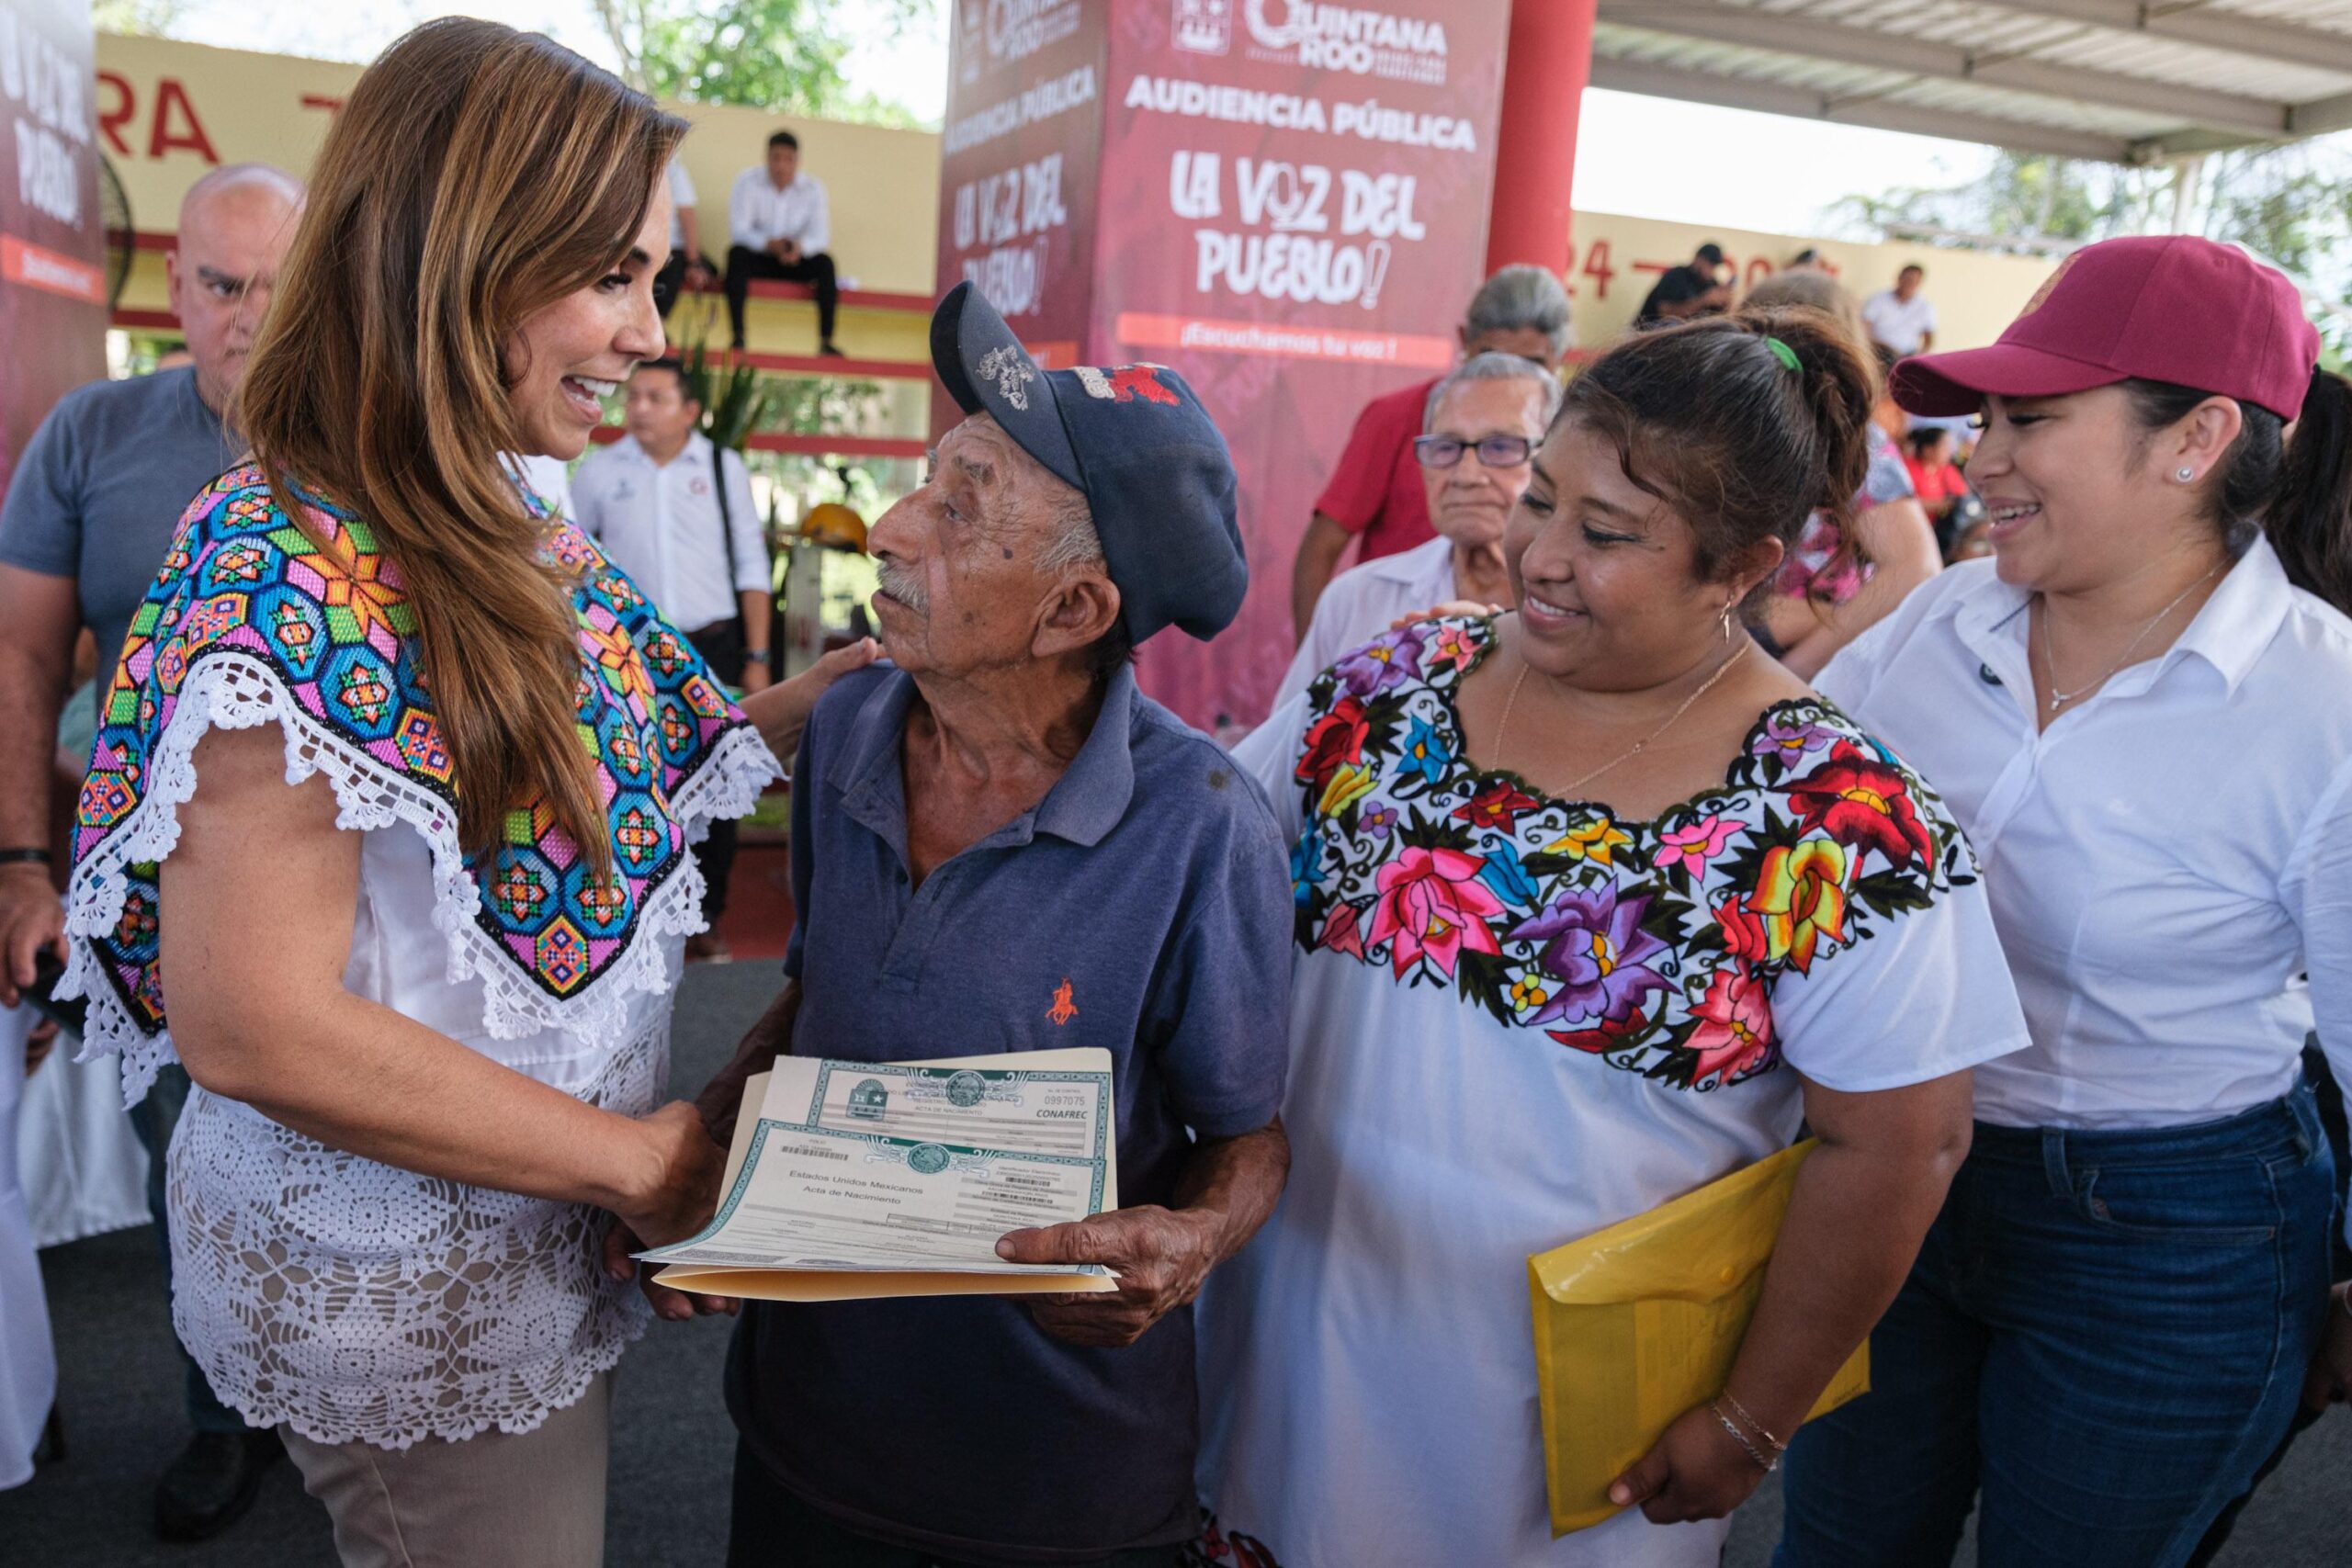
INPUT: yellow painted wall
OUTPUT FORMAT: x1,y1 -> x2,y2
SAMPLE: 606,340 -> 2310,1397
96,31 -> 2052,358
1552,210 -> 2050,356
96,31 -> 940,360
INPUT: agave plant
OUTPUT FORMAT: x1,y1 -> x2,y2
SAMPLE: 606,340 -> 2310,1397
676,333 -> 779,452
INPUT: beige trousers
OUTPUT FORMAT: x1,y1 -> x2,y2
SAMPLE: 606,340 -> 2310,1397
280,1370 -> 611,1568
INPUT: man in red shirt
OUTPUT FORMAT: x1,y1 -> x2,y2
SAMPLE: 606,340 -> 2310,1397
1292,265 -> 1572,640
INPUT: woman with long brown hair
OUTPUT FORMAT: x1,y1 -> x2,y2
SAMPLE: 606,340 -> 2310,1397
56,20 -> 860,1562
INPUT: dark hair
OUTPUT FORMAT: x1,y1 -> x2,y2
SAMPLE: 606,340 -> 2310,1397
2127,370 -> 2352,613
1634,265 -> 1717,326
1905,423 -> 1952,459
767,129 -> 799,152
633,355 -> 694,397
1555,305 -> 1877,614
1899,263 -> 1925,278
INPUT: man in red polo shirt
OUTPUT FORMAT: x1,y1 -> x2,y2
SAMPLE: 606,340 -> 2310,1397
1291,265 -> 1571,641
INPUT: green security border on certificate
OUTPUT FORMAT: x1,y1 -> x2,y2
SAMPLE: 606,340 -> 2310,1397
641,1117 -> 1111,1277
807,1061 -> 1113,1166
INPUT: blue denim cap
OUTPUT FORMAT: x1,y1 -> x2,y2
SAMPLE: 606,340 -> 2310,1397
930,282 -> 1247,644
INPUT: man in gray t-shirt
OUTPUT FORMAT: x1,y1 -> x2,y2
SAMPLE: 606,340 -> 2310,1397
0,365 -> 238,683
0,162 -> 300,1544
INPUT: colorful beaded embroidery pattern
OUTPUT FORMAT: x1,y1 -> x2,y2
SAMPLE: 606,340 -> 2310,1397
69,464 -> 771,1043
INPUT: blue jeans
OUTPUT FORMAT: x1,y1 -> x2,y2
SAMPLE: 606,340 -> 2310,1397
1776,1083 -> 2335,1568
127,1064 -> 253,1435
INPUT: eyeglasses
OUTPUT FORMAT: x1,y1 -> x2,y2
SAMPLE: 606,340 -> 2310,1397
1414,434 -> 1535,469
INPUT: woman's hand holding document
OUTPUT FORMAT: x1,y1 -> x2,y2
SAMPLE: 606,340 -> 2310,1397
638,1048 -> 1121,1303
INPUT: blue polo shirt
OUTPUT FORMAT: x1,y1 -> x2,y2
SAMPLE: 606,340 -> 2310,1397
726,660 -> 1291,1563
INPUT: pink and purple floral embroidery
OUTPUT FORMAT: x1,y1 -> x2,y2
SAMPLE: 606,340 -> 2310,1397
1287,616 -> 1975,1090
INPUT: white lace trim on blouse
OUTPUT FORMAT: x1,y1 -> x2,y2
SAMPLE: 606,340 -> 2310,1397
58,649 -> 779,1104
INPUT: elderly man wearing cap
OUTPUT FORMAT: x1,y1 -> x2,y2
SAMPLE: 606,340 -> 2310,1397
636,284 -> 1293,1567
1774,235 -> 2352,1566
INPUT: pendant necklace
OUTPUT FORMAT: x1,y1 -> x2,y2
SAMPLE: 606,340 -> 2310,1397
1496,637 -> 1751,796
2036,562 -> 2224,715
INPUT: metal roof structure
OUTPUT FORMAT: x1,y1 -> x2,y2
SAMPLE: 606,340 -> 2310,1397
1590,0 -> 2352,163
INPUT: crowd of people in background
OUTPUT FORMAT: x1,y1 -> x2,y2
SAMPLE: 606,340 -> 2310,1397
3,17 -> 2350,1568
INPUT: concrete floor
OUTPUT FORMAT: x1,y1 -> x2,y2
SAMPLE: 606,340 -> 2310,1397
4,961 -> 2345,1564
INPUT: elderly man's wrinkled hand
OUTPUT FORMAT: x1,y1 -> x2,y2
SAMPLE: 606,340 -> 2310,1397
601,1217 -> 741,1322
996,1206 -> 1222,1348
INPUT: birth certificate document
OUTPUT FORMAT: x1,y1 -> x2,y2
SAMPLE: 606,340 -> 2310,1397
637,1048 -> 1119,1295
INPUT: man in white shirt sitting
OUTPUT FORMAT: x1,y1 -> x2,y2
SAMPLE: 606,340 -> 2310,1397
725,130 -> 841,356
572,357 -> 774,961
1861,264 -> 1938,355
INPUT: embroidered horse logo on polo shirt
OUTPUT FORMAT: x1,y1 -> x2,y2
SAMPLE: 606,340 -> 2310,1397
1047,976 -> 1079,1026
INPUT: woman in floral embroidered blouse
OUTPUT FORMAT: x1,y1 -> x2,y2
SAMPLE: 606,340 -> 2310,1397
1191,309 -> 2029,1567
58,24 -> 865,1566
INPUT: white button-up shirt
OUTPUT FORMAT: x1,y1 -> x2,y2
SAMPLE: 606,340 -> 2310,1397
571,432 -> 767,634
666,157 -> 695,251
1861,288 -> 1938,353
1818,539 -> 2352,1130
729,167 -> 830,255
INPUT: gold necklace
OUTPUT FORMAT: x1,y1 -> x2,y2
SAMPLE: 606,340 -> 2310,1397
1494,637 -> 1752,796
2035,562 -> 2224,715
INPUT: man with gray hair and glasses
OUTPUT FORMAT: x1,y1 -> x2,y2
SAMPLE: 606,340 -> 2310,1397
1273,351 -> 1560,708
1291,263 -> 1570,640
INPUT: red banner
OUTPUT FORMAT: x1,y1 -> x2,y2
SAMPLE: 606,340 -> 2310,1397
936,0 -> 1108,427
1,0 -> 107,507
934,1 -> 1505,735
1096,1 -> 1506,734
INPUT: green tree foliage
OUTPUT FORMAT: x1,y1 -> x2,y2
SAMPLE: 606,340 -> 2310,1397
1836,142 -> 2352,355
1831,151 -> 2167,247
91,0 -> 186,32
592,0 -> 934,122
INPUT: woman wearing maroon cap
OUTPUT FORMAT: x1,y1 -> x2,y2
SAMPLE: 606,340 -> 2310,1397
1776,235 -> 2352,1566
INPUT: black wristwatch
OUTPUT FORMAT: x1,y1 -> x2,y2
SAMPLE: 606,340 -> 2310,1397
0,847 -> 51,867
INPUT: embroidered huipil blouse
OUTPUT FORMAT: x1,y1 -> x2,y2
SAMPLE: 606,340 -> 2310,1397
61,468 -> 779,1449
1192,617 -> 2027,1567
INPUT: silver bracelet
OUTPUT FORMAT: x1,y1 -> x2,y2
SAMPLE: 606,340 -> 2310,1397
1710,1401 -> 1777,1473
1722,1391 -> 1788,1453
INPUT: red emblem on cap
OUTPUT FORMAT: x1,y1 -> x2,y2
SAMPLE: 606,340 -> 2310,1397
1075,365 -> 1181,405
1110,367 -> 1179,405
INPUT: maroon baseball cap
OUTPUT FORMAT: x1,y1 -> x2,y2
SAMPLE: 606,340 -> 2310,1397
1891,235 -> 2318,423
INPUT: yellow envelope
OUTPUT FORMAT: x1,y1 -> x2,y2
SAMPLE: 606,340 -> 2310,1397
1527,1138 -> 1870,1535
653,1050 -> 1121,1303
